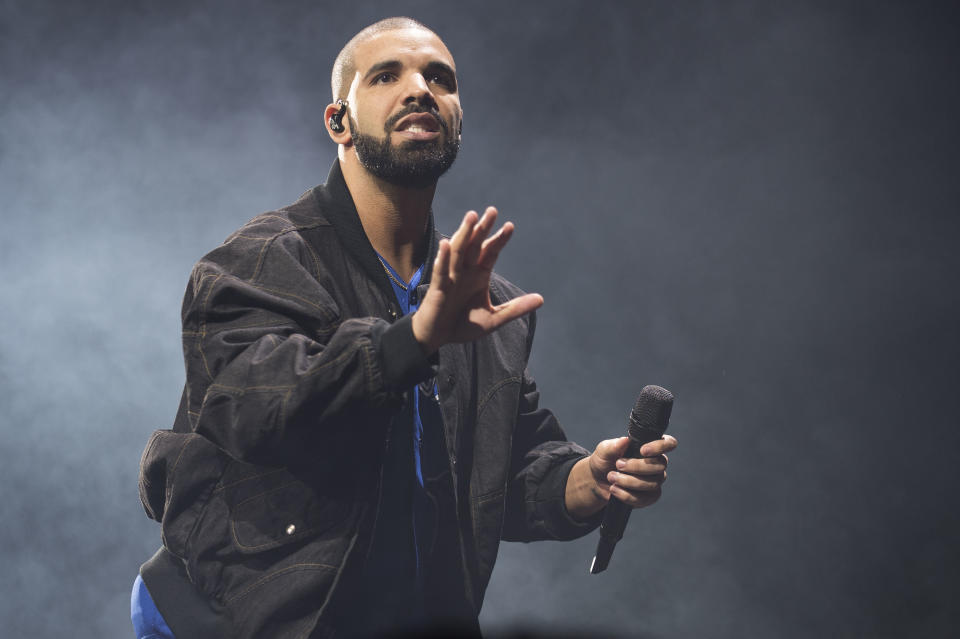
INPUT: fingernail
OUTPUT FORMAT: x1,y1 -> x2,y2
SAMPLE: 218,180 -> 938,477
616,459 -> 626,469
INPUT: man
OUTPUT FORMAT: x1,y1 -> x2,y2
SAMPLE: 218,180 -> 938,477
134,17 -> 677,638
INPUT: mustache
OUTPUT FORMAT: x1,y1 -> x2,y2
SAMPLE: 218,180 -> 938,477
384,104 -> 448,134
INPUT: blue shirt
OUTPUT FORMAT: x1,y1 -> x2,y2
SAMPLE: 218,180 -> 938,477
375,255 -> 439,579
131,574 -> 175,639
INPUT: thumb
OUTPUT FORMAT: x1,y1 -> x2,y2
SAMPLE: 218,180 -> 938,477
594,436 -> 630,462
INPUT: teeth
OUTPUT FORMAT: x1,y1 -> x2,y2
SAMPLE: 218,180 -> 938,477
407,125 -> 426,133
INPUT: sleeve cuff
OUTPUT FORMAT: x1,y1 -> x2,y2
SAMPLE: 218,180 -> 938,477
538,455 -> 604,540
377,313 -> 437,390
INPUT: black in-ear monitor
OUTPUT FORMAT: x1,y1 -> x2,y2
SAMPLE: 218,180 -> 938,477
329,99 -> 348,132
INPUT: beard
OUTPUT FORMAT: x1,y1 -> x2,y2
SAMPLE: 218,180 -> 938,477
349,108 -> 460,189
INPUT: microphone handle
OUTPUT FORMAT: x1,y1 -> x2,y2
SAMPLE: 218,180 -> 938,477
590,423 -> 665,574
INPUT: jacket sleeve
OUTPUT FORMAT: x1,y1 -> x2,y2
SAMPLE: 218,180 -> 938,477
499,312 -> 604,542
179,227 -> 433,464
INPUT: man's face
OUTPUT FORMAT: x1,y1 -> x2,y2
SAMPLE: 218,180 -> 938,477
346,28 -> 463,188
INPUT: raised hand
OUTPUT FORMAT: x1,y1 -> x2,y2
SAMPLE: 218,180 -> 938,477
411,206 -> 544,356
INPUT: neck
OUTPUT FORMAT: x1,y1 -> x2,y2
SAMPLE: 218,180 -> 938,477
338,151 -> 435,283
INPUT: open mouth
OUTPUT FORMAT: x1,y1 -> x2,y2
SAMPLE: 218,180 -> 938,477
393,112 -> 443,134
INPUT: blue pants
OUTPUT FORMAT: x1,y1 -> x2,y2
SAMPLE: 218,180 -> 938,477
131,574 -> 175,639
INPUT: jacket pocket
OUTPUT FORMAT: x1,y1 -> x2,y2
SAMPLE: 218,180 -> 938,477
230,479 -> 350,552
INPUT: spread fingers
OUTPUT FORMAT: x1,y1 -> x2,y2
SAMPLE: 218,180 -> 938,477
477,222 -> 515,270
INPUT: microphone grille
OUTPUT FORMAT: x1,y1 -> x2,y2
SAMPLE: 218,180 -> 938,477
629,385 -> 674,435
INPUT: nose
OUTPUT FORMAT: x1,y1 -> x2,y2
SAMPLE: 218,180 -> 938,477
402,73 -> 438,109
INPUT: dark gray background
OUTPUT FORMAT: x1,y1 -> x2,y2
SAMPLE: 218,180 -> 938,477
2,1 -> 958,637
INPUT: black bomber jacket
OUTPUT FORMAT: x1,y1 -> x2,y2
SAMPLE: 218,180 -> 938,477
138,160 -> 601,638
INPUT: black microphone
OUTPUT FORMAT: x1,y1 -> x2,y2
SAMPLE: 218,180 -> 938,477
590,384 -> 674,574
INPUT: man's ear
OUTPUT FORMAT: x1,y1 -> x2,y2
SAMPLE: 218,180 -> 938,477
324,102 -> 352,144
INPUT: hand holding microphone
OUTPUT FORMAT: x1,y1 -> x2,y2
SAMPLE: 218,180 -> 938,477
590,385 -> 676,574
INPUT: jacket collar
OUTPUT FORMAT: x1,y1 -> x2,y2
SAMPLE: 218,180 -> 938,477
311,160 -> 439,307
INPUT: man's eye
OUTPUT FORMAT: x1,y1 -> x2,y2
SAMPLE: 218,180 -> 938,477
428,74 -> 454,89
373,72 -> 395,84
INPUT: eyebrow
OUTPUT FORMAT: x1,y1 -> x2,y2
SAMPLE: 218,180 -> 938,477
362,60 -> 402,81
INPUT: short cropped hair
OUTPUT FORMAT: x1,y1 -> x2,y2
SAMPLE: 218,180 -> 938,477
331,17 -> 435,102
